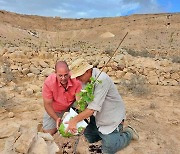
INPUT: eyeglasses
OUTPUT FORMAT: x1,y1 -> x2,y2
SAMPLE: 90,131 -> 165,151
58,74 -> 69,79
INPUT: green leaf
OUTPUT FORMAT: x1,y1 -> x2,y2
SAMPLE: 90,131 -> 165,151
78,127 -> 84,133
75,77 -> 102,112
58,123 -> 74,137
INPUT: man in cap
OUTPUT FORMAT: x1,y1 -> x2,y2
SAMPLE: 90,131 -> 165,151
66,59 -> 139,154
42,61 -> 81,135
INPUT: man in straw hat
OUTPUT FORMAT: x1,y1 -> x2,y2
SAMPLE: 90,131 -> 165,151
66,58 -> 139,154
42,61 -> 81,135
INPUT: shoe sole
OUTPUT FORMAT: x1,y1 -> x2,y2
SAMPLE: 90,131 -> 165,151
128,125 -> 139,140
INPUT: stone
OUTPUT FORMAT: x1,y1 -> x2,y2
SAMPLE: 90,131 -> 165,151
111,77 -> 121,84
30,61 -> 39,68
161,80 -> 168,86
8,81 -> 16,87
164,79 -> 179,86
113,54 -> 124,62
28,84 -> 41,93
3,131 -> 21,154
8,112 -> 14,118
14,131 -> 37,154
27,73 -> 35,77
142,58 -> 158,69
107,71 -> 114,76
22,64 -> 30,69
160,59 -> 171,67
3,136 -> 17,154
76,136 -> 89,154
148,70 -> 157,77
29,137 -> 48,154
117,63 -> 126,71
161,66 -> 173,73
38,132 -> 54,141
164,72 -> 171,79
93,60 -> 99,67
24,88 -> 34,96
11,69 -> 18,73
0,108 -> 6,114
116,70 -> 125,78
98,61 -> 104,68
11,65 -> 18,70
0,122 -> 20,139
29,66 -> 40,75
15,86 -> 24,94
123,54 -> 133,67
47,141 -> 60,154
21,68 -> 30,75
159,76 -> 164,82
41,68 -> 54,77
35,92 -> 42,97
107,67 -> 112,72
123,72 -> 135,80
171,72 -> 179,80
0,66 -> 5,74
103,67 -> 108,73
143,68 -> 152,76
17,66 -> 22,72
148,76 -> 159,85
0,81 -> 6,88
39,60 -> 49,68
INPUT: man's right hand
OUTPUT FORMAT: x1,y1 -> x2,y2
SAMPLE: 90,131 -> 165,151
56,117 -> 62,130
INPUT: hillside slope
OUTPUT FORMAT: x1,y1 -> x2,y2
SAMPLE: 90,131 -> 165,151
0,10 -> 180,57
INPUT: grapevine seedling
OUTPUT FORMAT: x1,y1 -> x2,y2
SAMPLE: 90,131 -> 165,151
75,77 -> 101,112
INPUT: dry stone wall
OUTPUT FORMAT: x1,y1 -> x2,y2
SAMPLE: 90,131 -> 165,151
0,47 -> 179,91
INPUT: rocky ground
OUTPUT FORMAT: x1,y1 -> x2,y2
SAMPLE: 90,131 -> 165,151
0,11 -> 180,154
0,46 -> 179,154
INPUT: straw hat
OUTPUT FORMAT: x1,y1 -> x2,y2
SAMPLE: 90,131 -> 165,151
70,59 -> 93,79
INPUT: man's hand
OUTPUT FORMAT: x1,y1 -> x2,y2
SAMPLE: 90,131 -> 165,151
65,118 -> 77,134
56,118 -> 62,130
66,108 -> 94,133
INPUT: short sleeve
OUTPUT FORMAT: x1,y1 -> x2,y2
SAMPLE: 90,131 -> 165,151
87,77 -> 110,111
75,80 -> 82,93
42,82 -> 53,99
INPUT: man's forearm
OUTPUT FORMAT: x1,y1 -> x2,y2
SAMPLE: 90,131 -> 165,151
73,108 -> 94,123
44,103 -> 59,121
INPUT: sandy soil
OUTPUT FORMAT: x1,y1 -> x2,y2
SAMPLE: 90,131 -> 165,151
0,84 -> 179,154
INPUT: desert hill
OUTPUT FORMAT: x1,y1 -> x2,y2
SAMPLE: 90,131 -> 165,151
0,10 -> 180,58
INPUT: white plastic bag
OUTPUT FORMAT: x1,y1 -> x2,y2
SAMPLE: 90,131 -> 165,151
58,108 -> 88,137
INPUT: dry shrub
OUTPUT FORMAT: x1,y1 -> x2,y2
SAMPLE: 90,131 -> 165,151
124,48 -> 154,58
1,58 -> 16,83
171,56 -> 180,63
0,90 -> 8,107
121,75 -> 149,96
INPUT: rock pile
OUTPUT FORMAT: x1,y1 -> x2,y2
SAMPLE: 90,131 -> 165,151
1,124 -> 59,154
0,46 -> 179,95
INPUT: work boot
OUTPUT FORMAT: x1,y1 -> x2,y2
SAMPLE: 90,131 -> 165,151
123,125 -> 139,140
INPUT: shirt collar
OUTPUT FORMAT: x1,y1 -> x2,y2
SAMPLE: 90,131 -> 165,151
92,68 -> 100,79
57,78 -> 73,88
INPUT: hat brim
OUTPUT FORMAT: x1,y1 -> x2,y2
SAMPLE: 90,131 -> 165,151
71,65 -> 93,79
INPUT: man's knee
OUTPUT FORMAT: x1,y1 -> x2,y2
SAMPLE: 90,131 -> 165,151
84,133 -> 101,143
102,141 -> 116,154
43,128 -> 57,136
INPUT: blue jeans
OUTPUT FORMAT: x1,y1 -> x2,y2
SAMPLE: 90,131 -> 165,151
84,116 -> 132,154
